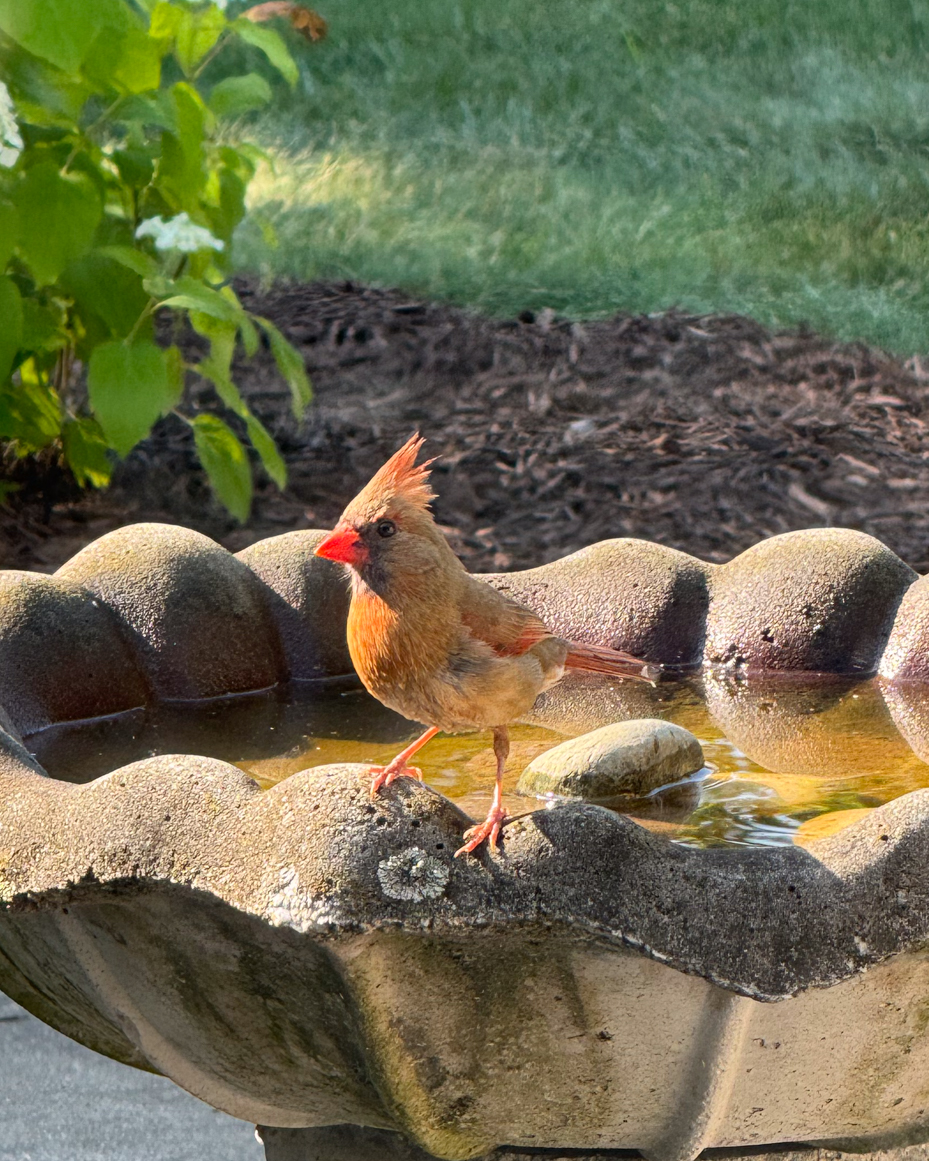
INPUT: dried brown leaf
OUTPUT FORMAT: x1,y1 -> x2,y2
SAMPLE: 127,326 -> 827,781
242,2 -> 328,41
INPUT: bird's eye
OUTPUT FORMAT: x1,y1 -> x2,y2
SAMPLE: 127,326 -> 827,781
376,519 -> 397,538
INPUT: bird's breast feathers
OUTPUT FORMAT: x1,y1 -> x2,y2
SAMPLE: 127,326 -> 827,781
345,581 -> 557,731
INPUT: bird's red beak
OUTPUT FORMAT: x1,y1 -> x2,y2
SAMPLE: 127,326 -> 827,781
315,524 -> 369,568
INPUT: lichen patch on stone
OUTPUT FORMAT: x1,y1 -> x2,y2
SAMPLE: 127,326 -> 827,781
377,847 -> 450,901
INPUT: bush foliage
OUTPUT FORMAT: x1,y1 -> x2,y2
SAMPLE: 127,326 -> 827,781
0,0 -> 314,520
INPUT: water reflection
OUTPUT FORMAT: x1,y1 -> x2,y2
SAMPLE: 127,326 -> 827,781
690,673 -> 929,847
28,680 -> 413,785
702,673 -> 913,778
523,671 -> 706,736
881,680 -> 929,766
21,671 -> 929,851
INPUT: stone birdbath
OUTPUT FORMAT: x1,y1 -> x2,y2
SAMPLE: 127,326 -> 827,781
2,523 -> 929,1161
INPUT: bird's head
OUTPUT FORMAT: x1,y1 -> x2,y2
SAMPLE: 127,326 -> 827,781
315,434 -> 453,585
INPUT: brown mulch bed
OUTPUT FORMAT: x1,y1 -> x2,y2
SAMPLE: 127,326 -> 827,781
4,280 -> 929,573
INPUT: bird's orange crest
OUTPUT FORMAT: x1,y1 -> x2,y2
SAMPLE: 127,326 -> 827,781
346,433 -> 437,520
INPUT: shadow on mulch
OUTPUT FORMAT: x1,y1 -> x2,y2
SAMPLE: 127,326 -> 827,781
4,280 -> 929,573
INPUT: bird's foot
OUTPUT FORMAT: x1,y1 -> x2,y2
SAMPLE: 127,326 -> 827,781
455,803 -> 508,857
369,760 -> 424,796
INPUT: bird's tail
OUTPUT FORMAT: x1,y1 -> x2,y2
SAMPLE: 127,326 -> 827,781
565,640 -> 663,683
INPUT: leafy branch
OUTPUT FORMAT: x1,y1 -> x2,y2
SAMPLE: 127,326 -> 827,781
0,0 -> 322,520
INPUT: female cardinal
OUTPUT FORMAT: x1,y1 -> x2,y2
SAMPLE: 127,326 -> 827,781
315,435 -> 659,856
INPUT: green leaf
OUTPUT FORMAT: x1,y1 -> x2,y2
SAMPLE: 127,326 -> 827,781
96,244 -> 160,279
0,202 -> 19,270
148,1 -> 183,42
218,143 -> 258,182
191,313 -> 246,415
157,82 -> 206,210
0,0 -> 127,76
202,166 -> 246,244
0,360 -> 61,449
208,73 -> 272,118
87,338 -> 175,456
61,253 -> 150,340
156,278 -> 242,322
232,18 -> 298,86
178,4 -> 226,76
20,298 -> 68,353
239,314 -> 259,357
245,411 -> 286,489
12,163 -> 102,286
84,20 -> 162,93
117,93 -> 176,131
164,343 -> 186,405
112,25 -> 163,93
198,354 -> 245,414
62,416 -> 113,488
152,1 -> 225,77
192,413 -> 252,522
190,309 -> 235,352
141,272 -> 174,299
255,316 -> 311,419
112,147 -> 156,189
0,277 -> 23,383
1,41 -> 94,121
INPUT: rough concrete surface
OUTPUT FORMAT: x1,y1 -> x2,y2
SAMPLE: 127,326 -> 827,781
57,523 -> 284,700
259,1125 -> 929,1161
482,538 -> 712,668
879,575 -> 929,682
237,530 -> 353,680
4,744 -> 929,1157
704,529 -> 916,674
0,570 -> 147,733
3,524 -> 929,1159
0,523 -> 920,741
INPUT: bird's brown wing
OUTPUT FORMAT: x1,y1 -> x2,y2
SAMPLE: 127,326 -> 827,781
460,574 -> 660,683
458,574 -> 552,657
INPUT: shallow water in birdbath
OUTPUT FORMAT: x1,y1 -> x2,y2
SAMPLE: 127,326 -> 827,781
24,673 -> 929,849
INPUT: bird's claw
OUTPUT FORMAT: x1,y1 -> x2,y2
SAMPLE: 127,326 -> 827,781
369,762 -> 424,796
455,804 -> 508,857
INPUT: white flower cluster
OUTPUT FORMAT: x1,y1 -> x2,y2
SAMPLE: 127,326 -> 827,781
0,82 -> 23,169
212,0 -> 228,8
135,212 -> 225,253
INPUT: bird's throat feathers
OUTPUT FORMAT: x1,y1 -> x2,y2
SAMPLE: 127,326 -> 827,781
347,568 -> 461,692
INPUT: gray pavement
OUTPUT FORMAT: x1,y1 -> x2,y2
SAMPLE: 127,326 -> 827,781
0,996 -> 262,1161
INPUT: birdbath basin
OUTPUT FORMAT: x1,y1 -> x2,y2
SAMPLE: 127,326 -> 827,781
3,524 -> 929,1161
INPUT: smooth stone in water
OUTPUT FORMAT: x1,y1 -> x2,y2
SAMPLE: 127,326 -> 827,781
518,718 -> 704,799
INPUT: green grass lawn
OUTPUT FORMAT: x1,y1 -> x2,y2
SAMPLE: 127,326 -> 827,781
232,0 -> 929,353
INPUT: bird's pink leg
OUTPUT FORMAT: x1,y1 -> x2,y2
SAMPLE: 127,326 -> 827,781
370,726 -> 440,796
456,726 -> 509,856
